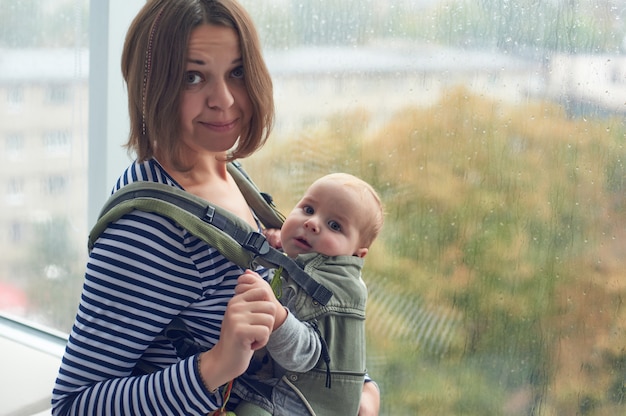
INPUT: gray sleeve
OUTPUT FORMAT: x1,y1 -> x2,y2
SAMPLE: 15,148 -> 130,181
265,309 -> 322,372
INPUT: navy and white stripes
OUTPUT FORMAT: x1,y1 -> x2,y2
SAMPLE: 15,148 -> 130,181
51,159 -> 256,415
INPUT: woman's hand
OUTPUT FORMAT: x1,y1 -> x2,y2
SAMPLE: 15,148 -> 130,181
358,381 -> 381,416
199,275 -> 276,391
236,270 -> 288,330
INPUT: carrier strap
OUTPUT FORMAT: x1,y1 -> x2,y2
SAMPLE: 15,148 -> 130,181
259,248 -> 335,307
89,170 -> 333,306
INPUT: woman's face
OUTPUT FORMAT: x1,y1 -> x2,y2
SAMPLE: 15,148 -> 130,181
179,24 -> 252,158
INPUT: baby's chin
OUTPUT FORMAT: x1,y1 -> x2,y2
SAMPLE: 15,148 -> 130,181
283,238 -> 314,258
284,248 -> 311,258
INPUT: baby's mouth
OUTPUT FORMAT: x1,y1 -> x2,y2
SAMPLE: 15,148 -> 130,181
295,237 -> 311,249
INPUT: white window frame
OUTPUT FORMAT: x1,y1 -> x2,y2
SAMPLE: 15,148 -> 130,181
87,0 -> 143,227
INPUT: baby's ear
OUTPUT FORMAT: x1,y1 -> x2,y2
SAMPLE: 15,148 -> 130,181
355,247 -> 368,258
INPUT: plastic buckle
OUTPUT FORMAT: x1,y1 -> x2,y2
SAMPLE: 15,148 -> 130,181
203,206 -> 216,223
243,232 -> 270,255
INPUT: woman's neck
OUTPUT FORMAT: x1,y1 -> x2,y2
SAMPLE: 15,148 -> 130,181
156,155 -> 257,228
156,150 -> 229,189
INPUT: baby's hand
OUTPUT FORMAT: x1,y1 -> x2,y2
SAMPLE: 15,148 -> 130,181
235,270 -> 268,295
263,228 -> 282,250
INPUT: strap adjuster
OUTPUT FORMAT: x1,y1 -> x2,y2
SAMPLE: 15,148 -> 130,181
242,232 -> 270,256
203,206 -> 216,223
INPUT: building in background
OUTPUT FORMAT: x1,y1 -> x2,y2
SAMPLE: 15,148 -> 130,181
0,48 -> 89,312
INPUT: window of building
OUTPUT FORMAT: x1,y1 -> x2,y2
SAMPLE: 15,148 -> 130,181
9,221 -> 23,244
6,177 -> 25,205
6,86 -> 24,109
41,174 -> 68,195
2,1 -> 626,415
5,133 -> 25,159
45,84 -> 70,105
43,130 -> 72,156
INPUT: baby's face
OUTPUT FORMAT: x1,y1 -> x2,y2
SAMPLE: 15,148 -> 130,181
280,179 -> 367,258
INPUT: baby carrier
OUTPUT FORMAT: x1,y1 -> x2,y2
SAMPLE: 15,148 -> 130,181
88,162 -> 365,414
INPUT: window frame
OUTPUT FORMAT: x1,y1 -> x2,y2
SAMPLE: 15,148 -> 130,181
87,0 -> 143,228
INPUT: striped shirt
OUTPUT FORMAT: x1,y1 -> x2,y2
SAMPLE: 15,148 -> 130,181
51,159 -> 263,415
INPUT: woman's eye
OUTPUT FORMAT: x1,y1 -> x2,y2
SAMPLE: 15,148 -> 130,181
185,72 -> 203,85
231,66 -> 244,79
329,221 -> 341,232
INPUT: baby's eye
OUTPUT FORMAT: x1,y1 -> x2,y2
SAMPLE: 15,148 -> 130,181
328,220 -> 342,232
303,205 -> 314,215
185,71 -> 203,86
231,66 -> 244,79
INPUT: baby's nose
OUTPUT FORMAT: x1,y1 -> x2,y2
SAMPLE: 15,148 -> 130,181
304,219 -> 320,233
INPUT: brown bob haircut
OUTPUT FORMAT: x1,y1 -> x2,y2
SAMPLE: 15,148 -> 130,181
121,0 -> 274,170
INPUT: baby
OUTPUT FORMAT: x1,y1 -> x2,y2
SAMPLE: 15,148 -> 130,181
232,173 -> 384,415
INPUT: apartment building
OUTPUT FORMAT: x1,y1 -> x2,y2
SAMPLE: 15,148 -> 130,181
0,48 -> 89,308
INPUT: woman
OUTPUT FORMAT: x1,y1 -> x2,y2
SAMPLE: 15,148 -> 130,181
51,1 -> 379,414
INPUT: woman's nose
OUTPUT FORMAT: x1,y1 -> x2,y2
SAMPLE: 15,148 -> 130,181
207,79 -> 234,110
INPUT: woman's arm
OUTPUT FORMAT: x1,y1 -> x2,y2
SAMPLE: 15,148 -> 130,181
199,273 -> 277,391
52,213 -> 272,415
359,380 -> 381,416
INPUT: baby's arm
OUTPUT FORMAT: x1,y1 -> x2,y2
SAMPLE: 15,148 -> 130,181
264,312 -> 322,372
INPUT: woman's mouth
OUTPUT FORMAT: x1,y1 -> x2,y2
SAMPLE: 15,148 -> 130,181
201,119 -> 238,132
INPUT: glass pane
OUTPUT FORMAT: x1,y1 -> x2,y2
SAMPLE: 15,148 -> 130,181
0,0 -> 89,332
240,0 -> 626,414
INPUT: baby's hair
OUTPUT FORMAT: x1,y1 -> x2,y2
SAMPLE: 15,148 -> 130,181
314,173 -> 384,248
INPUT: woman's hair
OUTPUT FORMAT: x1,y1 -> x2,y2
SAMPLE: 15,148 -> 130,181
121,0 -> 274,170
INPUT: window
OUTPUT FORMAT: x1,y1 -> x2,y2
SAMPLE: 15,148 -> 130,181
0,0 -> 89,337
5,133 -> 24,159
45,84 -> 70,105
6,86 -> 24,110
43,130 -> 72,156
241,1 -> 626,414
9,221 -> 23,244
6,177 -> 25,205
41,174 -> 69,195
2,1 -> 626,415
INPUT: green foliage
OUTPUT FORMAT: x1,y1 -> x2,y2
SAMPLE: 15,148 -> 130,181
248,88 -> 626,414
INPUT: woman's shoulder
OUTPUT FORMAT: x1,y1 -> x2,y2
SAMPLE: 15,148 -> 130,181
111,158 -> 182,194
